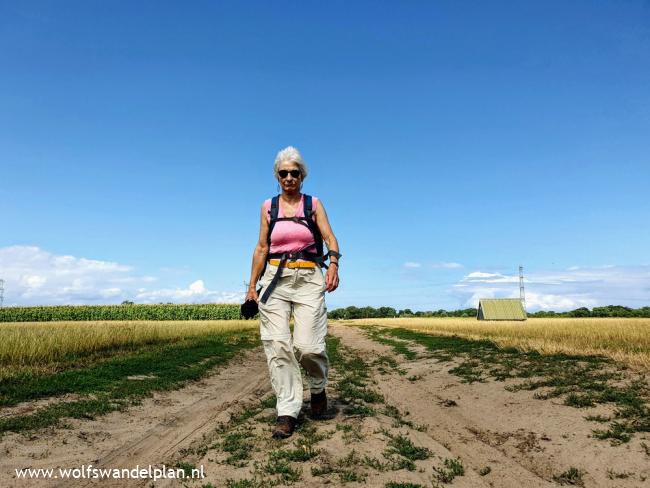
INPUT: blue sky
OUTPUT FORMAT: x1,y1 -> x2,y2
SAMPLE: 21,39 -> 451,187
1,1 -> 649,311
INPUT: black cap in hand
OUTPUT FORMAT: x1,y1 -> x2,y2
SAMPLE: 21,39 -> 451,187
240,299 -> 259,319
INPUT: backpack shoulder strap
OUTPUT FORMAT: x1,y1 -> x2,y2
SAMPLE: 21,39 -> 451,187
270,195 -> 280,220
302,194 -> 324,258
267,195 -> 280,247
303,194 -> 313,219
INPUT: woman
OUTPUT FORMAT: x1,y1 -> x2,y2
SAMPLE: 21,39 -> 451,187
246,146 -> 340,439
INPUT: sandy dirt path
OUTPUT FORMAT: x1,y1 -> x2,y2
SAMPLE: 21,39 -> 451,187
0,346 -> 271,487
327,324 -> 553,488
328,324 -> 649,488
2,323 -> 648,488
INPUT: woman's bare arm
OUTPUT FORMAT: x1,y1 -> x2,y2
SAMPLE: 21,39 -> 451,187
246,204 -> 269,302
314,201 -> 340,292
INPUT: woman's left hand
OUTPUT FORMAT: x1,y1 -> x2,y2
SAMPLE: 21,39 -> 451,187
325,265 -> 339,292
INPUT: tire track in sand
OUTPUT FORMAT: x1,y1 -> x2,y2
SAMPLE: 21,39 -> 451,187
0,346 -> 271,488
328,323 -> 555,488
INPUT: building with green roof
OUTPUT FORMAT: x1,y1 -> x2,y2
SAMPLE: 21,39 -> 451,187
477,299 -> 527,321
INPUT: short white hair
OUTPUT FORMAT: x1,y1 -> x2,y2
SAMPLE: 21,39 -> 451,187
273,146 -> 308,180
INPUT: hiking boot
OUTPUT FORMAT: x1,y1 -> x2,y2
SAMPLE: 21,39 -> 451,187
310,389 -> 327,419
272,415 -> 297,439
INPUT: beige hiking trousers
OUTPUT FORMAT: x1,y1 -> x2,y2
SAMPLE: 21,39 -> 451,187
258,263 -> 329,418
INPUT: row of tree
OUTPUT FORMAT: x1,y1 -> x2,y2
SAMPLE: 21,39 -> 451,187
328,305 -> 650,319
529,305 -> 650,318
327,306 -> 478,319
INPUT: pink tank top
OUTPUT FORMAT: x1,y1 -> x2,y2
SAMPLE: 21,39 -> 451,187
264,195 -> 320,255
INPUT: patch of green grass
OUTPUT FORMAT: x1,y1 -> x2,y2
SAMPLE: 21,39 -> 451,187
0,396 -> 127,434
553,467 -> 585,486
271,444 -> 319,462
221,428 -> 255,466
362,327 -> 418,360
225,480 -> 257,488
174,461 -> 198,477
342,403 -> 374,416
449,360 -> 485,383
338,381 -> 384,404
593,422 -> 632,445
433,457 -> 465,484
1,330 -> 255,407
336,422 -> 353,432
310,450 -> 369,483
361,455 -> 386,471
326,335 -> 382,418
336,422 -> 365,443
259,394 -> 277,409
311,464 -> 334,476
0,331 -> 257,436
373,354 -> 398,368
384,432 -> 432,461
230,406 -> 261,426
387,456 -> 416,471
362,452 -> 416,472
383,404 -> 415,428
295,421 -> 331,443
338,469 -> 367,483
363,326 -> 650,444
372,354 -> 408,376
564,393 -> 596,408
336,449 -> 363,467
263,457 -> 302,483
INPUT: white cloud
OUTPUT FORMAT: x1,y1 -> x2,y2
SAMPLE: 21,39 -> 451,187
403,262 -> 422,268
134,280 -> 242,304
21,275 -> 47,288
0,245 -> 240,306
524,292 -> 597,311
432,262 -> 463,269
463,271 -> 518,283
452,265 -> 650,311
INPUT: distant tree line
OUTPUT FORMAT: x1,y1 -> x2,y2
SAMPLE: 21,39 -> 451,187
528,305 -> 650,318
328,304 -> 650,319
327,306 -> 478,319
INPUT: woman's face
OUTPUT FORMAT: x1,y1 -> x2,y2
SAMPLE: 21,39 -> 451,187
277,161 -> 302,193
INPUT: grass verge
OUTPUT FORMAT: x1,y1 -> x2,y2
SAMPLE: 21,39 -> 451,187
0,330 -> 258,436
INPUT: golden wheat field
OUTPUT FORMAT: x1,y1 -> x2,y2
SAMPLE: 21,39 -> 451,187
345,317 -> 650,369
0,320 -> 258,380
2,317 -> 649,381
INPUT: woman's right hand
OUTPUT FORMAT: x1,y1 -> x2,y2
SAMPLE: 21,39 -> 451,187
245,287 -> 259,303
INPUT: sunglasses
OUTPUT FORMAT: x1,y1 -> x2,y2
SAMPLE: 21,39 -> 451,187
278,169 -> 301,179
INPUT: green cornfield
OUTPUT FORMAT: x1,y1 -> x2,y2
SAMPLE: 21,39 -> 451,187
0,303 -> 243,322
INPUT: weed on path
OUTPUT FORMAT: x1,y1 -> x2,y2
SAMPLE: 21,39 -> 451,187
179,335 -> 472,487
362,325 -> 650,446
